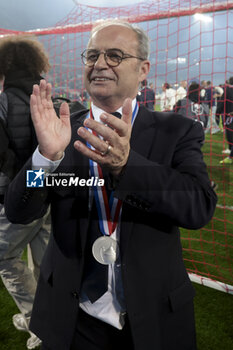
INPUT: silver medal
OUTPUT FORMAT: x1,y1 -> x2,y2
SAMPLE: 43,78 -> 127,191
92,236 -> 119,265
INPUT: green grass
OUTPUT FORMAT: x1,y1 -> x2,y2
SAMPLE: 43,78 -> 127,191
194,283 -> 233,349
181,206 -> 233,284
181,131 -> 233,285
0,250 -> 34,349
0,278 -> 29,350
180,130 -> 233,348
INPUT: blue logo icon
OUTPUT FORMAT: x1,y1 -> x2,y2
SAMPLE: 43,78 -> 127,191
26,169 -> 45,188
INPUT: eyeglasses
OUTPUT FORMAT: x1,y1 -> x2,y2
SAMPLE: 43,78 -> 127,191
81,48 -> 145,67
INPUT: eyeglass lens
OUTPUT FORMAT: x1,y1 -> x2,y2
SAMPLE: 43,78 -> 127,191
83,49 -> 124,66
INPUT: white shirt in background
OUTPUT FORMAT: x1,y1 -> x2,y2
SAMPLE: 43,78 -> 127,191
160,88 -> 176,111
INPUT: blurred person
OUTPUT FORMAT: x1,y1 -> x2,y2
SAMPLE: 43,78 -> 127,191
205,81 -> 220,134
174,83 -> 209,129
160,82 -> 176,111
174,83 -> 218,190
5,21 -> 217,350
214,85 -> 224,100
216,77 -> 233,164
214,85 -> 224,131
175,80 -> 187,103
200,80 -> 208,101
0,35 -> 51,349
137,79 -> 155,110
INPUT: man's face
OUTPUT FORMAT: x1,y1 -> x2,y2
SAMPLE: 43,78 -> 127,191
84,25 -> 149,109
202,81 -> 207,88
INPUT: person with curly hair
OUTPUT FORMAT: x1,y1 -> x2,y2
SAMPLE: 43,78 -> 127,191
0,35 -> 51,350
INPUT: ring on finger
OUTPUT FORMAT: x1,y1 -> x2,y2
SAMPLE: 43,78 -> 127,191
101,144 -> 112,156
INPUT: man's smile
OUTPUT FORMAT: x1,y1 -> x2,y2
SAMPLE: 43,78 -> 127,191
90,76 -> 115,83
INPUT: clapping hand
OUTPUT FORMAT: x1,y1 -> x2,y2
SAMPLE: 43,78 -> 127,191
74,98 -> 133,176
30,79 -> 71,161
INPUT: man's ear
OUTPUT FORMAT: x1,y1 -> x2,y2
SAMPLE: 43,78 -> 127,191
139,60 -> 150,82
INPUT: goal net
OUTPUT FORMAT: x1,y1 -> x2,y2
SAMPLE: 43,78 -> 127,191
0,0 -> 232,293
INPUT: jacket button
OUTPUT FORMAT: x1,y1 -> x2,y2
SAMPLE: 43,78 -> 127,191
71,291 -> 79,299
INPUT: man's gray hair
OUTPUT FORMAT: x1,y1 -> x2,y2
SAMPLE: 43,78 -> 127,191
89,19 -> 150,60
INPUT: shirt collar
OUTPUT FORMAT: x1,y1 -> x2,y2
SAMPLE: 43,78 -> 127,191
91,98 -> 137,122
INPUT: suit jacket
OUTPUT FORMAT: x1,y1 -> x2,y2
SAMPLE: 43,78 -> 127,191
5,106 -> 217,350
138,87 -> 155,110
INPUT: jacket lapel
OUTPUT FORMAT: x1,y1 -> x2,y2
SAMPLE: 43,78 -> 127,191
120,107 -> 158,258
72,112 -> 92,254
130,106 -> 158,155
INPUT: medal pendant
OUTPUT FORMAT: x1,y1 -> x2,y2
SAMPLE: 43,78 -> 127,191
92,236 -> 119,265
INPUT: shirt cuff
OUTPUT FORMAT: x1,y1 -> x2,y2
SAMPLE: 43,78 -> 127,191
32,146 -> 64,173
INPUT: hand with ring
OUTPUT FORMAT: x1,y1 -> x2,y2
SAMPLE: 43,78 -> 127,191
74,98 -> 133,176
101,143 -> 112,156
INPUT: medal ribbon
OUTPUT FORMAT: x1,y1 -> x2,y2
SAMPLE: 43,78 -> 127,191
87,102 -> 139,237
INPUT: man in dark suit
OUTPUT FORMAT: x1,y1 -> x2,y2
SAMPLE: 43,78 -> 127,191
5,20 -> 217,350
138,79 -> 155,110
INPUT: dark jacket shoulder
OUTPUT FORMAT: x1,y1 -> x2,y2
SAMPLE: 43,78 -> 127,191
141,106 -> 197,131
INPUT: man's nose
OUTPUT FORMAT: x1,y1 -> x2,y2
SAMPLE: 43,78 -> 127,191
94,52 -> 108,68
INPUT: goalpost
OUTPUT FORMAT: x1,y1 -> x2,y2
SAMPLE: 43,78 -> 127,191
0,0 -> 232,294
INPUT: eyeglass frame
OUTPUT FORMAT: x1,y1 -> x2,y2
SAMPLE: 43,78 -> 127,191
81,48 -> 145,67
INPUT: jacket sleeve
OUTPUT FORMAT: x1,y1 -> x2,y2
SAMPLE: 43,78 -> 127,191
4,110 -> 88,225
0,92 -> 8,124
0,93 -> 9,156
0,109 -> 17,180
114,121 -> 217,230
4,158 -> 50,224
